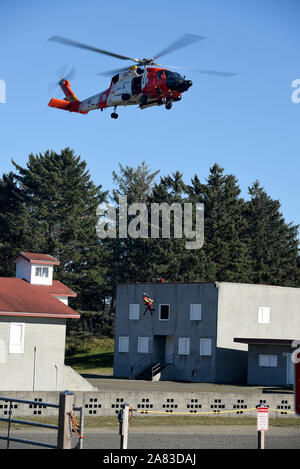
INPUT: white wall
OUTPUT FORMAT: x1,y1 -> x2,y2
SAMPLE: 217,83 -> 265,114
0,317 -> 66,391
217,282 -> 300,350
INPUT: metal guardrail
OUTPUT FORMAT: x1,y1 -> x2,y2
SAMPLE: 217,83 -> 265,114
131,354 -> 152,378
151,353 -> 175,379
0,393 -> 84,449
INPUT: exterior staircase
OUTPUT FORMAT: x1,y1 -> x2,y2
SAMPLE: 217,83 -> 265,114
131,354 -> 175,381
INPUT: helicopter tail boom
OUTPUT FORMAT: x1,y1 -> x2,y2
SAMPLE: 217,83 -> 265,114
48,98 -> 88,114
48,79 -> 88,114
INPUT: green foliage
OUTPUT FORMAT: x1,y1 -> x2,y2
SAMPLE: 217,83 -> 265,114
0,148 -> 299,334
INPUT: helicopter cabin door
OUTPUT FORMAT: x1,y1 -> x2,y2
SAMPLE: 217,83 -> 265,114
131,76 -> 142,97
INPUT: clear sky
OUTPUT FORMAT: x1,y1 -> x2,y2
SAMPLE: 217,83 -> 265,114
1,0 -> 299,230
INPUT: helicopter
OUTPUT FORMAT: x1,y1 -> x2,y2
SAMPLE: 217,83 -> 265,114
48,34 -> 235,119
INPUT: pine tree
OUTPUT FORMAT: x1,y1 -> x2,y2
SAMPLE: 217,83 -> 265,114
12,148 -> 108,309
244,181 -> 299,286
0,172 -> 30,276
188,164 -> 251,282
102,161 -> 160,295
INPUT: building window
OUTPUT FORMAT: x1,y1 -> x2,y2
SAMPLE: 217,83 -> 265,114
159,304 -> 170,320
118,336 -> 129,353
129,304 -> 140,320
190,304 -> 201,320
138,337 -> 150,353
200,338 -> 212,356
258,306 -> 270,324
9,323 -> 25,354
35,267 -> 49,278
178,338 -> 190,355
259,354 -> 277,367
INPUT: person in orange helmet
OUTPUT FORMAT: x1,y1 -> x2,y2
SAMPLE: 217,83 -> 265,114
142,293 -> 155,315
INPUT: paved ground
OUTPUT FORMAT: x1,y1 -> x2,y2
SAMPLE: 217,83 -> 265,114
1,425 -> 299,449
82,374 -> 292,394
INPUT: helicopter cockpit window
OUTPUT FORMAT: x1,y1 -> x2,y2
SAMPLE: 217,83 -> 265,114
112,74 -> 119,84
136,67 -> 144,76
157,70 -> 166,79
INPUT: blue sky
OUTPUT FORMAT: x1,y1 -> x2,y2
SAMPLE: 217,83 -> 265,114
1,0 -> 299,229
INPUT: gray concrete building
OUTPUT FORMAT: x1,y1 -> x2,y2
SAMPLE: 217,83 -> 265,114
113,282 -> 300,385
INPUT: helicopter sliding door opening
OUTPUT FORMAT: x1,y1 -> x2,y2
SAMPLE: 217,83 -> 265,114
132,76 -> 142,96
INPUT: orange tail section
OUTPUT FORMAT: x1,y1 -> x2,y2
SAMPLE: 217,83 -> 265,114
48,79 -> 88,114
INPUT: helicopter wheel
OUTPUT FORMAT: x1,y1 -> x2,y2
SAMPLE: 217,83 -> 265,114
111,112 -> 118,119
165,101 -> 172,110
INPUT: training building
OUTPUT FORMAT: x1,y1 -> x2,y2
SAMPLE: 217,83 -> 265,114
113,281 -> 300,385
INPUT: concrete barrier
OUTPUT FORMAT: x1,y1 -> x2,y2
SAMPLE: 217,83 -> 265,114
0,390 -> 296,418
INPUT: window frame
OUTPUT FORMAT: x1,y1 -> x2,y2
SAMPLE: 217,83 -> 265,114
159,304 -> 170,321
118,336 -> 129,353
258,306 -> 270,324
200,338 -> 212,356
9,322 -> 25,354
259,354 -> 277,367
138,337 -> 150,354
129,304 -> 140,320
190,304 -> 202,321
178,337 -> 190,355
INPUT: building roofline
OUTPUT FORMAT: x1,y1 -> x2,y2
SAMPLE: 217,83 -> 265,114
234,338 -> 298,345
0,311 -> 80,319
10,252 -> 60,266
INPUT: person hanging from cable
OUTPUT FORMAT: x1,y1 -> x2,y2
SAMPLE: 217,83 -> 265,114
142,293 -> 155,315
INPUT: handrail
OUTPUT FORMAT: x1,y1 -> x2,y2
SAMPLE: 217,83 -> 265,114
131,354 -> 152,378
151,353 -> 175,378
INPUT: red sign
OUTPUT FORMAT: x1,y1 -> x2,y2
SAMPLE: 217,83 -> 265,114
295,361 -> 300,416
257,406 -> 269,431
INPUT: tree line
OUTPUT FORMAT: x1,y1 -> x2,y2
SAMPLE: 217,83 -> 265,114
0,148 -> 299,336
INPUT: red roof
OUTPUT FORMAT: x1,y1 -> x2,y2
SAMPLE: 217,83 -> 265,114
0,278 -> 80,319
11,252 -> 60,265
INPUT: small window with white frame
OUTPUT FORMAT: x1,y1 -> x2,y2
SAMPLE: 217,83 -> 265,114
178,337 -> 190,355
129,304 -> 140,320
190,304 -> 202,320
259,354 -> 277,367
200,338 -> 212,356
159,304 -> 170,320
35,267 -> 49,278
258,306 -> 270,324
138,337 -> 150,353
9,323 -> 25,354
118,336 -> 129,353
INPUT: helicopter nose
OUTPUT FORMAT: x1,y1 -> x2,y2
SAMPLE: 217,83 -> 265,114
177,80 -> 193,92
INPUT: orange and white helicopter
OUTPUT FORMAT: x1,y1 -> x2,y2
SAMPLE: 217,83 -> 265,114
48,34 -> 235,119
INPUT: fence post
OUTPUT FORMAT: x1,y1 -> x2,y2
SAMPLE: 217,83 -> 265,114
118,403 -> 130,449
57,390 -> 74,449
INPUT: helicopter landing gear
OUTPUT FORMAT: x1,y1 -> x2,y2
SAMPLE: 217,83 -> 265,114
140,94 -> 148,105
165,101 -> 172,110
111,106 -> 118,119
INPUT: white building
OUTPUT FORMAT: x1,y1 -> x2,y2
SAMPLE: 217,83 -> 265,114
0,252 -> 94,391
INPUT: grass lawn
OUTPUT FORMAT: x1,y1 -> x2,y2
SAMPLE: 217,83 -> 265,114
65,337 -> 114,375
1,415 -> 299,430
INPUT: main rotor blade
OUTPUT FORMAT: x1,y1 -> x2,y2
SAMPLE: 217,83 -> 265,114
49,36 -> 140,62
153,33 -> 205,60
97,65 -> 133,77
163,64 -> 237,77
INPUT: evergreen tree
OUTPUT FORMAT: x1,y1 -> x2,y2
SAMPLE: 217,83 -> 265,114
12,148 -> 108,309
188,164 -> 251,282
244,181 -> 299,286
0,172 -> 30,276
102,161 -> 160,292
